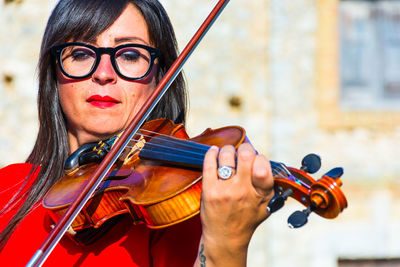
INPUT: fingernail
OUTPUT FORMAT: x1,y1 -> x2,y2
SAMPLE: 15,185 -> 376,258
209,145 -> 219,151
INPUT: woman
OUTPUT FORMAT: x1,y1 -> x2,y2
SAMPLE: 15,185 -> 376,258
0,0 -> 274,266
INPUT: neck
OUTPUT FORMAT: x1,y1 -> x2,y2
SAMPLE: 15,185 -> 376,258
67,130 -> 116,154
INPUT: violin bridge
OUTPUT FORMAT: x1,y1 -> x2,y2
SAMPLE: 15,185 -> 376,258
119,135 -> 147,164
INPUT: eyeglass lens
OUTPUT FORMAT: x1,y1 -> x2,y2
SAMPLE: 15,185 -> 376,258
60,45 -> 152,79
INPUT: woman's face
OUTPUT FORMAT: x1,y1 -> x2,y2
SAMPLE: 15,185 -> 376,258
57,4 -> 157,152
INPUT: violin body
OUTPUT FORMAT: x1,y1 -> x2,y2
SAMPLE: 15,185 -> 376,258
43,119 -> 248,233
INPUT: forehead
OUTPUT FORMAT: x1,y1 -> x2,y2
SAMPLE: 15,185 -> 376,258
93,3 -> 151,46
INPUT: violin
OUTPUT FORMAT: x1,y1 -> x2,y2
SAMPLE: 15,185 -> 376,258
43,118 -> 347,242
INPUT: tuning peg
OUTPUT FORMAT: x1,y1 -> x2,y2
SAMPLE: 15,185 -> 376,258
323,167 -> 343,179
267,188 -> 293,213
287,206 -> 314,228
300,153 -> 321,174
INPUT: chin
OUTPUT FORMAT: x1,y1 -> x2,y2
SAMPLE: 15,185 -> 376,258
82,125 -> 123,143
94,128 -> 121,139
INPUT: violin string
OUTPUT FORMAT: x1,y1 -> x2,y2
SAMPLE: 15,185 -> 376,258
124,136 -> 208,158
141,134 -> 210,153
270,162 -> 291,177
136,135 -> 290,180
137,141 -> 310,189
134,130 -> 299,178
123,130 -> 210,158
126,136 -> 208,153
122,135 -> 309,189
136,129 -> 211,151
270,162 -> 311,189
116,129 -> 310,189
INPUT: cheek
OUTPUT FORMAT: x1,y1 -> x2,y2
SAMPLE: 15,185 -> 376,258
126,73 -> 157,108
58,86 -> 69,112
57,71 -> 81,115
124,84 -> 154,118
139,83 -> 155,99
58,83 -> 82,121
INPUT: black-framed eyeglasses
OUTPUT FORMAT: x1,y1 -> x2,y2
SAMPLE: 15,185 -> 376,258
51,42 -> 160,81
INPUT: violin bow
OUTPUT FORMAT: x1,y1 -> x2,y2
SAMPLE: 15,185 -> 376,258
27,0 -> 230,266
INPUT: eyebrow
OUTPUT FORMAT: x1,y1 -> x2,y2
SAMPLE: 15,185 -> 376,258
114,36 -> 150,45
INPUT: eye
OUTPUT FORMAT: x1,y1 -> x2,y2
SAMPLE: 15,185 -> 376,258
117,48 -> 141,62
62,46 -> 95,62
70,48 -> 95,61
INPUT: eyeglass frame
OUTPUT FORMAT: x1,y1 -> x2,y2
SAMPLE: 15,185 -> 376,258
50,42 -> 161,81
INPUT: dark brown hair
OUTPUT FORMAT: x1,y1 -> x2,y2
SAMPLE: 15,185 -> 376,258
0,0 -> 186,248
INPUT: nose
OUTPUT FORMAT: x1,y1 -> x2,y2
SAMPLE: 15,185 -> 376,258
91,54 -> 117,85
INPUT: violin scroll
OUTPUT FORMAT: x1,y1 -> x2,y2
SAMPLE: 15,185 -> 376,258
268,155 -> 348,228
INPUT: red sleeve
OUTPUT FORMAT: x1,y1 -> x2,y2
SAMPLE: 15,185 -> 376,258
0,163 -> 39,232
0,164 -> 202,266
150,215 -> 202,267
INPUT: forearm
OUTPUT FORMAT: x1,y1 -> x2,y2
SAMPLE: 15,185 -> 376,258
194,144 -> 274,266
193,236 -> 249,267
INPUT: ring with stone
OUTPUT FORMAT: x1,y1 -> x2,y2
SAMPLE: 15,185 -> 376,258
217,165 -> 235,180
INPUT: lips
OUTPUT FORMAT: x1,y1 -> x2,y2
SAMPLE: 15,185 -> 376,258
87,95 -> 120,108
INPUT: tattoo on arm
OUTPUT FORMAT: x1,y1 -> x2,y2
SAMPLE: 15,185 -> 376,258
199,243 -> 206,267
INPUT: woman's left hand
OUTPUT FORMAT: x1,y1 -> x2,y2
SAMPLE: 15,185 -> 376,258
195,143 -> 274,267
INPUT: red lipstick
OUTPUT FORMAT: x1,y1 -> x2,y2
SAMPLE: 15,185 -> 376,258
87,95 -> 120,108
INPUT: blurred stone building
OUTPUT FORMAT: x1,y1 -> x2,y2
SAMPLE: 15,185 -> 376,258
1,0 -> 399,266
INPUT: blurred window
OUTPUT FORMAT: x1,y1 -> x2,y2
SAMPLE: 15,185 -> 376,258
340,0 -> 400,110
339,258 -> 400,266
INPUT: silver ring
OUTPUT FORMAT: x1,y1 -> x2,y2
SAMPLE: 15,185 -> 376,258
218,165 -> 234,180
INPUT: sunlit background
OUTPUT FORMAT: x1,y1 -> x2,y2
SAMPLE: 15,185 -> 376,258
1,0 -> 400,266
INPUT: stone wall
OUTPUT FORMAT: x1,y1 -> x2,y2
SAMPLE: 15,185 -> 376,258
0,0 -> 54,164
1,0 -> 399,266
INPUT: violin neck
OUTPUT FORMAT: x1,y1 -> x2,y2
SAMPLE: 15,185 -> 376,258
139,135 -> 208,169
138,135 -> 292,179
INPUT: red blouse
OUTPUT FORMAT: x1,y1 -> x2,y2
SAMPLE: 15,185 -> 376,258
0,163 -> 202,266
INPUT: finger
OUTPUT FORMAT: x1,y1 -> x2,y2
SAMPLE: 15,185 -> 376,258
251,154 -> 274,197
217,145 -> 236,179
235,143 -> 256,184
202,146 -> 219,187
